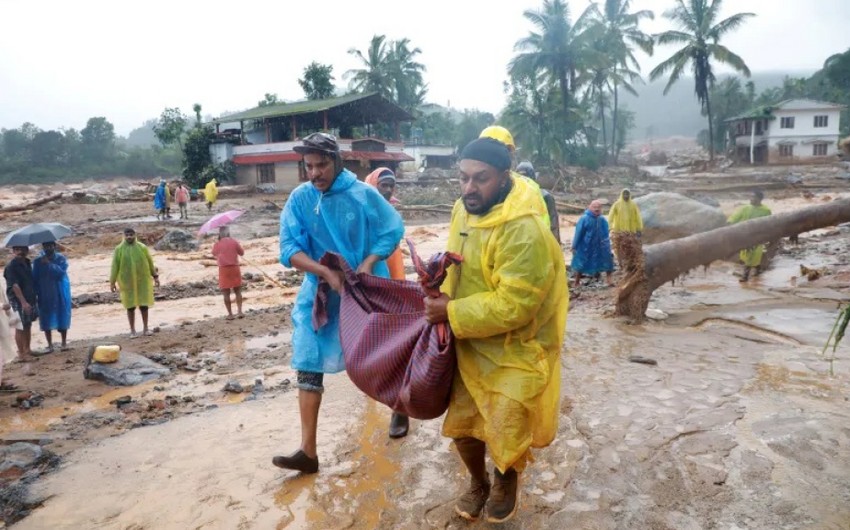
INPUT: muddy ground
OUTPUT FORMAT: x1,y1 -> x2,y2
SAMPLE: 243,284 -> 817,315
0,164 -> 849,529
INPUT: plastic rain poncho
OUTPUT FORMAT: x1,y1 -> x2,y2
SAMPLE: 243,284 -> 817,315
571,209 -> 615,275
608,190 -> 643,233
728,203 -> 772,266
441,175 -> 569,473
204,180 -> 219,205
32,251 -> 72,332
280,169 -> 404,374
110,241 -> 156,309
154,183 -> 166,210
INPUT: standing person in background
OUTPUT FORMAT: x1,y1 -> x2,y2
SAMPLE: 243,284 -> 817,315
154,180 -> 167,220
164,181 -> 173,219
364,166 -> 408,437
571,200 -> 615,287
110,228 -> 159,337
211,226 -> 245,320
32,241 -> 72,353
4,246 -> 37,358
204,178 -> 219,212
607,189 -> 643,271
175,182 -> 190,220
728,190 -> 772,282
0,276 -> 18,385
515,161 -> 560,244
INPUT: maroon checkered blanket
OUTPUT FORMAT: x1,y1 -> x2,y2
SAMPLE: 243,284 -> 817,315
313,240 -> 462,419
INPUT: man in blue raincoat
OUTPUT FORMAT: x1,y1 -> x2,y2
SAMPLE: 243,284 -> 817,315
153,180 -> 167,220
571,199 -> 615,287
274,133 -> 404,474
32,241 -> 72,353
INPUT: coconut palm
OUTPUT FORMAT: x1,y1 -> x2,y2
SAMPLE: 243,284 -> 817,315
346,35 -> 395,99
389,38 -> 427,112
510,0 -> 594,119
649,0 -> 754,160
590,0 -> 654,161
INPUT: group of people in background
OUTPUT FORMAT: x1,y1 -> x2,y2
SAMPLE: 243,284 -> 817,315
2,241 -> 72,359
153,178 -> 218,220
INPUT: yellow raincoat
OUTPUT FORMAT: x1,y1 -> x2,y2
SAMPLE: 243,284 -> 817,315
608,190 -> 643,233
441,175 -> 568,473
110,241 -> 156,309
728,203 -> 772,266
204,179 -> 219,205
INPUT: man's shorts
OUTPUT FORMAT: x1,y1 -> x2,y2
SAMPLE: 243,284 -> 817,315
9,299 -> 37,331
296,371 -> 324,393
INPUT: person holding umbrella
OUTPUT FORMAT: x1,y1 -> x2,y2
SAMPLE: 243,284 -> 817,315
110,228 -> 159,337
32,241 -> 72,352
211,226 -> 245,319
4,246 -> 37,357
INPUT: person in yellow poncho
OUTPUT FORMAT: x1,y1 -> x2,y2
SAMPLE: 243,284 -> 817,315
728,190 -> 772,282
607,189 -> 643,271
110,228 -> 160,337
424,138 -> 568,524
204,178 -> 219,211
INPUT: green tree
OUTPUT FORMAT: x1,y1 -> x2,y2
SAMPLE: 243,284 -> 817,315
258,93 -> 280,107
389,38 -> 427,112
193,103 -> 203,127
182,126 -> 213,187
299,62 -> 336,100
454,110 -> 495,151
824,48 -> 850,89
153,107 -> 188,150
588,0 -> 654,162
1,128 -> 31,161
700,76 -> 754,152
346,35 -> 395,99
30,130 -> 66,166
649,0 -> 754,160
80,117 -> 116,163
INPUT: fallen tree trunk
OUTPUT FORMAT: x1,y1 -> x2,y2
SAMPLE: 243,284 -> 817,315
0,192 -> 64,214
617,198 -> 850,320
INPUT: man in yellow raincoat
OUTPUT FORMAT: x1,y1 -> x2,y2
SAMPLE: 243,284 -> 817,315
608,188 -> 643,271
425,138 -> 568,524
204,178 -> 218,211
110,228 -> 160,337
728,190 -> 772,281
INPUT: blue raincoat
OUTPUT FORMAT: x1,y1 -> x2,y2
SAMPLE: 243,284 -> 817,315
280,169 -> 405,374
154,183 -> 166,210
571,209 -> 614,275
32,251 -> 72,332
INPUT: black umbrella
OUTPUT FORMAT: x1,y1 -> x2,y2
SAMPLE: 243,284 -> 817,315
2,223 -> 72,248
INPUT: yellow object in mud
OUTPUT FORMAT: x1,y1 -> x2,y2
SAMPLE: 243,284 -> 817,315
92,345 -> 121,363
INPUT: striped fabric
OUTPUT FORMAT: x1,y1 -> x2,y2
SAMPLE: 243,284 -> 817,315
313,241 -> 462,419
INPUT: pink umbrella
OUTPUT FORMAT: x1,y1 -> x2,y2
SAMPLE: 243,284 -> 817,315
198,210 -> 245,235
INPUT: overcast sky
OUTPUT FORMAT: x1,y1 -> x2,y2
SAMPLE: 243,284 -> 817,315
1,0 -> 848,136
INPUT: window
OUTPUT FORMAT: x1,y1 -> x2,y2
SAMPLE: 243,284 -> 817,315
780,117 -> 795,129
814,115 -> 829,128
779,145 -> 794,157
257,163 -> 275,184
813,143 -> 828,156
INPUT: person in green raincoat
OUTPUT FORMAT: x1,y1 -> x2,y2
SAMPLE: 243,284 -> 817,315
424,138 -> 568,524
110,228 -> 160,336
728,190 -> 772,281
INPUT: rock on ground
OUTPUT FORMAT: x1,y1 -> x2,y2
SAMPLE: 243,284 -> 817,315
634,192 -> 727,243
153,229 -> 199,252
84,352 -> 171,386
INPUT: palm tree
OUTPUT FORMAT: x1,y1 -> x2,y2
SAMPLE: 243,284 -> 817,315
388,38 -> 427,112
649,0 -> 754,160
590,0 -> 654,162
345,35 -> 394,99
510,0 -> 594,120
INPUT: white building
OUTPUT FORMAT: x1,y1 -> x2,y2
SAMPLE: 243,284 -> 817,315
726,99 -> 845,164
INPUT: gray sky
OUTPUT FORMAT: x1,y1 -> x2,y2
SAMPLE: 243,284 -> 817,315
1,0 -> 848,136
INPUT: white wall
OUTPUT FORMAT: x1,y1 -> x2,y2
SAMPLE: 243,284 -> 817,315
768,108 -> 841,139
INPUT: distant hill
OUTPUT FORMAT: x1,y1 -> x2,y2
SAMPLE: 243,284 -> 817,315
618,70 -> 814,140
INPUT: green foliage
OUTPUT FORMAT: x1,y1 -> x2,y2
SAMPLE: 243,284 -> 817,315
411,111 -> 456,145
258,93 -> 280,107
192,103 -> 203,127
299,62 -> 336,100
181,126 -> 214,187
649,0 -> 755,159
80,117 -> 116,163
346,35 -> 427,113
454,110 -> 495,151
153,107 -> 188,149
